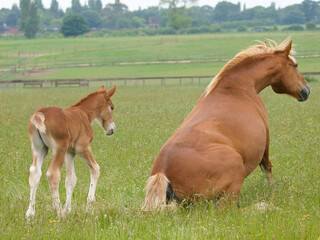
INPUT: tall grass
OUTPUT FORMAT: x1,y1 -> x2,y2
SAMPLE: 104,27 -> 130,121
0,83 -> 319,239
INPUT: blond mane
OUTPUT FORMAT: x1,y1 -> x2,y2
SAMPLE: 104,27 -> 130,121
205,38 -> 296,96
71,90 -> 100,107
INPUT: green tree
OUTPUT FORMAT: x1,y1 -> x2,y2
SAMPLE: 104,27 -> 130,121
20,0 -> 39,38
160,0 -> 197,33
300,0 -> 320,22
212,1 -> 241,22
71,0 -> 82,13
306,21 -> 317,30
281,8 -> 306,24
167,7 -> 192,33
102,1 -> 129,29
95,0 -> 102,12
88,0 -> 95,10
20,0 -> 30,30
36,0 -> 44,10
5,4 -> 20,27
82,9 -> 102,28
24,1 -> 39,38
50,0 -> 59,18
61,14 -> 89,37
131,16 -> 146,28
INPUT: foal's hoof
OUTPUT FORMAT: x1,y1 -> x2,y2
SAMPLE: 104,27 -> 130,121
26,209 -> 35,221
86,202 -> 95,215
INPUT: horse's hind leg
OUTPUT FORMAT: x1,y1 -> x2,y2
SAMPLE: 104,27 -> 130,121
64,152 -> 77,214
46,147 -> 67,218
259,149 -> 274,183
26,127 -> 48,220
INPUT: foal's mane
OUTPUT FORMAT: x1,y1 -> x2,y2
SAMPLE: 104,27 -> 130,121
205,38 -> 296,96
71,90 -> 101,107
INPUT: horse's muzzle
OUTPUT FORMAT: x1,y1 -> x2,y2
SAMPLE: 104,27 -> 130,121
298,86 -> 310,102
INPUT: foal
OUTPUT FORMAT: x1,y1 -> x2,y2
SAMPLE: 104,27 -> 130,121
26,85 -> 116,220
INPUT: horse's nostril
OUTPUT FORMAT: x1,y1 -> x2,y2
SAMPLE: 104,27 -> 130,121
298,86 -> 310,102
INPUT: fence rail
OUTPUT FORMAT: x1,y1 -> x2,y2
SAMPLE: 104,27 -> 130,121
0,73 -> 319,89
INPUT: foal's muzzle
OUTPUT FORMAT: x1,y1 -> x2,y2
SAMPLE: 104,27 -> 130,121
298,86 -> 310,102
106,122 -> 116,136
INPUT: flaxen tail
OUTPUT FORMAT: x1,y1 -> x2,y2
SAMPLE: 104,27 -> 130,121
30,112 -> 46,134
142,173 -> 169,211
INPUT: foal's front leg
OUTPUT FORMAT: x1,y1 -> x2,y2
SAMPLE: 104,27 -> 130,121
76,146 -> 100,213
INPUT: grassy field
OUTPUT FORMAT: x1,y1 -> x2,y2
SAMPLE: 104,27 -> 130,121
0,82 -> 320,239
1,31 -> 320,81
1,32 -> 320,239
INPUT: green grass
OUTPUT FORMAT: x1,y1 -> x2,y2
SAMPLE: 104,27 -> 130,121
1,31 -> 320,81
0,83 -> 320,239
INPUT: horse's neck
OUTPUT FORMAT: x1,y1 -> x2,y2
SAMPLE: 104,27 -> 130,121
218,56 -> 275,95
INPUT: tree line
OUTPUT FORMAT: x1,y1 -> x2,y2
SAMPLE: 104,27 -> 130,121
0,0 -> 319,38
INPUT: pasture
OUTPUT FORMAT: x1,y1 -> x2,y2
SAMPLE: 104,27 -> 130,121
1,84 -> 320,239
1,31 -> 320,81
0,32 -> 320,239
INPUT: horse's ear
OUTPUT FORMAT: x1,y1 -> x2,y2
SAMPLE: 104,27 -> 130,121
284,40 -> 293,56
107,85 -> 116,97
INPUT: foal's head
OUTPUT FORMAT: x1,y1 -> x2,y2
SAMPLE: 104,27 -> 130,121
271,40 -> 310,101
95,85 -> 116,135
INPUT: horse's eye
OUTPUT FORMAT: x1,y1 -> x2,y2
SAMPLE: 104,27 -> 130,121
294,63 -> 298,68
110,106 -> 114,111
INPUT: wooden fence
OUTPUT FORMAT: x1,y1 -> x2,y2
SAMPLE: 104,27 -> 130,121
0,73 -> 319,89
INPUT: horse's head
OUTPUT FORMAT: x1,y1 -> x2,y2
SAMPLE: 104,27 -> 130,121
95,85 -> 116,136
271,40 -> 310,102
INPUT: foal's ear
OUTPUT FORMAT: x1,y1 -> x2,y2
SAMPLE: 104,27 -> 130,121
284,40 -> 293,56
107,85 -> 116,97
98,85 -> 105,91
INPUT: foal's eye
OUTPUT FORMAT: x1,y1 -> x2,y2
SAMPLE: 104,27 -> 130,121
110,106 -> 114,111
294,63 -> 298,68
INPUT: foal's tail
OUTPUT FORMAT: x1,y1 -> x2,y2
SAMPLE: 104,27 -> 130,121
30,112 -> 46,134
142,173 -> 169,211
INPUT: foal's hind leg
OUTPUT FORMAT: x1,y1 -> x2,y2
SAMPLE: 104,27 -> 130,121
46,147 -> 67,218
76,146 -> 100,213
26,130 -> 48,220
64,152 -> 77,214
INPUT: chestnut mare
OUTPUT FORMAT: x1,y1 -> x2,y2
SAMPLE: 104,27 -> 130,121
143,39 -> 310,210
26,86 -> 116,220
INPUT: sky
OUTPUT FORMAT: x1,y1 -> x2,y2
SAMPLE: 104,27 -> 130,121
0,0 -> 305,11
